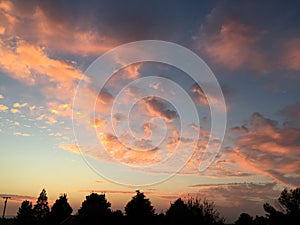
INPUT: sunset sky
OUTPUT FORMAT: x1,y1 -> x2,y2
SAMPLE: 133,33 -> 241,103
0,0 -> 300,223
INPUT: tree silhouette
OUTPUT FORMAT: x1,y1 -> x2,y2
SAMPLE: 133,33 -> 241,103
166,198 -> 190,225
166,197 -> 224,225
16,200 -> 35,225
264,187 -> 300,225
235,213 -> 253,225
76,193 -> 111,225
188,197 -> 223,224
110,210 -> 124,224
33,189 -> 50,225
253,215 -> 268,225
125,190 -> 155,225
49,194 -> 72,225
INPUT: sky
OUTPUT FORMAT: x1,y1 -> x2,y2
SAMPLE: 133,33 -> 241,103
0,0 -> 300,223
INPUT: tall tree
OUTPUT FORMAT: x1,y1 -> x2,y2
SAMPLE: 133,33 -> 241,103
16,200 -> 35,225
125,190 -> 155,225
49,194 -> 72,225
33,189 -> 50,224
76,193 -> 111,225
264,187 -> 300,225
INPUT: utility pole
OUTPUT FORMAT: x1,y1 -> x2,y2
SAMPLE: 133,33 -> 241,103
2,197 -> 11,219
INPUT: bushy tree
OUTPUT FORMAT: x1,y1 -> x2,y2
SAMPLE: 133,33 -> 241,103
76,193 -> 111,225
166,197 -> 224,225
49,194 -> 72,225
16,200 -> 35,225
264,188 -> 300,225
125,190 -> 155,224
33,189 -> 50,224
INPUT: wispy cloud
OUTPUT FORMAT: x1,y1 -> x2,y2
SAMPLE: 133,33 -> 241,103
0,194 -> 35,202
78,189 -> 154,195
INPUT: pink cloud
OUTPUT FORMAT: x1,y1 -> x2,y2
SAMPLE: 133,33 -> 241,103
0,2 -> 116,56
0,194 -> 36,203
282,38 -> 300,71
199,20 -> 268,72
229,112 -> 300,186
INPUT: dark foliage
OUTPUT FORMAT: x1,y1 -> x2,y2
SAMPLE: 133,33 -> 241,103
75,193 -> 111,225
125,190 -> 155,225
235,213 -> 253,225
33,189 -> 50,225
49,194 -> 72,225
263,187 -> 300,225
16,200 -> 34,225
166,197 -> 224,225
234,213 -> 268,225
11,187 -> 300,225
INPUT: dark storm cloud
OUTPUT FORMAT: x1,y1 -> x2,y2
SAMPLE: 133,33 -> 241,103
26,0 -> 213,43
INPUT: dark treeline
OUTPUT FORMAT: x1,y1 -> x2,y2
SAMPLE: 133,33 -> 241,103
0,188 -> 299,225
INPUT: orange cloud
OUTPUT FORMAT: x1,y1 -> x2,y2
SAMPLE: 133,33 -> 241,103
13,102 -> 28,108
99,132 -> 161,165
10,108 -> 20,114
14,132 -> 31,137
89,117 -> 106,129
58,143 -> 81,154
0,39 -> 87,85
48,102 -> 72,118
0,103 -> 8,111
